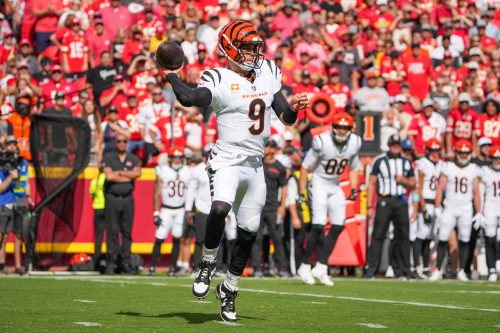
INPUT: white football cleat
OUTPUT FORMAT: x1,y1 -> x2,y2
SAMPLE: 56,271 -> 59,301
385,265 -> 395,278
457,269 -> 469,282
428,269 -> 442,281
297,264 -> 315,285
311,263 -> 334,287
488,269 -> 497,282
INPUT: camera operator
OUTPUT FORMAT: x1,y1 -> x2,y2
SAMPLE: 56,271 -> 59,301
7,136 -> 33,274
0,140 -> 20,273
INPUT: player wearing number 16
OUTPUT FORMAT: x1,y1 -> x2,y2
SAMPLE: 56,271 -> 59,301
159,21 -> 308,322
297,112 -> 361,286
430,140 -> 481,282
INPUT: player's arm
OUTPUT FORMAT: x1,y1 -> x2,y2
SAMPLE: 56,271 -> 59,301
271,91 -> 309,126
472,176 -> 481,213
184,172 -> 198,213
348,153 -> 361,199
165,73 -> 212,108
417,169 -> 427,212
434,174 -> 447,208
298,167 -> 308,199
154,175 -> 162,213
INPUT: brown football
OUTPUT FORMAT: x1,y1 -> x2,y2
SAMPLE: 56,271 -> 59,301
156,41 -> 185,70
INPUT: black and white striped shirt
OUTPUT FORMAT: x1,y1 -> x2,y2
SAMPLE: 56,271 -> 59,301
371,153 -> 415,197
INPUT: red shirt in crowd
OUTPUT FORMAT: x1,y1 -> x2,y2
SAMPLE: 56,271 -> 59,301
40,79 -> 73,109
34,0 -> 63,32
474,113 -> 500,145
122,38 -> 143,65
87,31 -> 113,67
121,105 -> 143,141
60,31 -> 89,74
446,108 -> 477,145
321,83 -> 351,111
408,112 -> 446,155
155,114 -> 186,150
402,55 -> 431,100
137,18 -> 166,38
99,85 -> 130,113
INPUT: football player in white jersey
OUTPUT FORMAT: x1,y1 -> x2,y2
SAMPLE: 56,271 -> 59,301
162,21 -> 308,322
185,144 -> 214,270
413,139 -> 444,278
149,146 -> 191,276
297,113 -> 361,286
476,145 -> 500,281
430,140 -> 481,281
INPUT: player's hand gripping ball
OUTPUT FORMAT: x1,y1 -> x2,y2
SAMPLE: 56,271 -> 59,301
156,41 -> 185,71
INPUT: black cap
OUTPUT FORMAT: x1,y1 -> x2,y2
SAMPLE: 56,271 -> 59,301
283,146 -> 299,155
108,106 -> 118,113
411,42 -> 420,49
388,134 -> 401,145
54,91 -> 65,99
265,139 -> 278,148
301,70 -> 311,78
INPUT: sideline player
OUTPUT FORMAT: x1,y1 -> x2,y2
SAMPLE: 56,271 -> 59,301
430,140 -> 481,281
476,145 -> 500,281
297,112 -> 361,286
162,21 -> 308,322
149,146 -> 191,276
413,139 -> 444,278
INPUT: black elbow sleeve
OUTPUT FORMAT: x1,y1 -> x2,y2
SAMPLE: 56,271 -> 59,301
167,73 -> 212,108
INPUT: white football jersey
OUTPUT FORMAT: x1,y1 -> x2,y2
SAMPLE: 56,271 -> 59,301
198,60 -> 282,158
302,132 -> 362,184
155,164 -> 191,207
139,102 -> 171,143
185,162 -> 211,215
479,166 -> 500,206
415,157 -> 444,200
441,161 -> 479,206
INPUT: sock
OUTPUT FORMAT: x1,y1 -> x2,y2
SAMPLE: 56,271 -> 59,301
301,225 -> 323,264
485,237 -> 497,270
171,237 -> 181,267
413,238 -> 423,269
150,239 -> 163,268
436,241 -> 448,271
204,201 -> 231,249
203,245 -> 219,262
458,241 -> 469,271
223,271 -> 241,292
318,225 -> 343,264
422,239 -> 431,268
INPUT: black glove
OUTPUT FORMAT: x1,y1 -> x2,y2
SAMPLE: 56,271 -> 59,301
153,213 -> 162,227
348,189 -> 359,201
423,211 -> 432,225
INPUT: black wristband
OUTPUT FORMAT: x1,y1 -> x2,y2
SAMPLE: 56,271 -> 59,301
282,108 -> 298,125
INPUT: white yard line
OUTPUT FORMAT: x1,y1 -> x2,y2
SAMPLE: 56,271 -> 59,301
74,322 -> 102,327
442,290 -> 500,295
189,300 -> 213,304
74,299 -> 96,303
358,323 -> 387,329
12,276 -> 500,313
303,301 -> 327,305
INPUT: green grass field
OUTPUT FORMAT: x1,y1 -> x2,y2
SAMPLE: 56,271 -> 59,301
0,275 -> 499,332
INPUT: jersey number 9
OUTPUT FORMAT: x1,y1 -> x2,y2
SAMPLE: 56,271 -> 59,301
248,98 -> 266,135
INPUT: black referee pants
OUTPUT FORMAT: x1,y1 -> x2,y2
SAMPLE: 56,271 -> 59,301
366,197 -> 411,277
251,210 -> 287,272
105,194 -> 134,270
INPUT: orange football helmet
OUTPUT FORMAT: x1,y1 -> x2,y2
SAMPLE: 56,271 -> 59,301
168,146 -> 185,157
218,20 -> 264,72
332,112 -> 354,144
425,138 -> 442,162
454,140 -> 472,166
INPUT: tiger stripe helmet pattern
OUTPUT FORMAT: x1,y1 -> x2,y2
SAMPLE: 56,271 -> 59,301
218,20 -> 264,72
332,112 -> 354,144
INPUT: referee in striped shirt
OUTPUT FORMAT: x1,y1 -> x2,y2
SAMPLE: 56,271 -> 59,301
364,134 -> 416,279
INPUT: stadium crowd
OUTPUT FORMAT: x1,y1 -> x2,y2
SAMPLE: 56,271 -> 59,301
0,0 -> 499,280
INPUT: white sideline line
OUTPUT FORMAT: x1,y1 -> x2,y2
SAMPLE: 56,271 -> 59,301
74,322 -> 102,327
358,323 -> 387,329
443,290 -> 500,295
22,276 -> 500,313
303,301 -> 327,305
74,299 -> 96,303
189,300 -> 212,304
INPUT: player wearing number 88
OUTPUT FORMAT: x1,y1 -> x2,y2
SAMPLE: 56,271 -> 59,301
297,113 -> 361,286
160,20 -> 308,322
413,139 -> 444,278
150,146 -> 192,276
430,140 -> 481,282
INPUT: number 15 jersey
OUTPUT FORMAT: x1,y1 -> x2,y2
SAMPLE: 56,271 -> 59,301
198,60 -> 282,158
302,132 -> 362,185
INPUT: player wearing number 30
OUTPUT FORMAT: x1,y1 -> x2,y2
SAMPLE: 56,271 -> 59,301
149,146 -> 191,276
297,113 -> 361,286
430,140 -> 481,282
476,145 -> 500,282
161,20 -> 309,322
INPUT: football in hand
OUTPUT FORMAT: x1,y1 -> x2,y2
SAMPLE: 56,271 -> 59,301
156,41 -> 185,70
